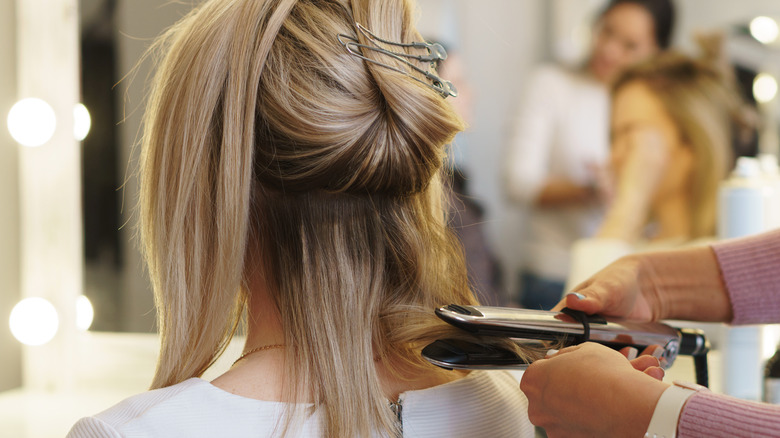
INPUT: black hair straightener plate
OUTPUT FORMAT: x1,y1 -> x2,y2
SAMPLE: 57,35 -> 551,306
422,304 -> 710,386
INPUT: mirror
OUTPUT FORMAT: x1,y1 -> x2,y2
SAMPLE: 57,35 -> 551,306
80,0 -> 200,332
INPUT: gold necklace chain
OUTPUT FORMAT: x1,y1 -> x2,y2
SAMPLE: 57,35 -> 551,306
232,344 -> 285,366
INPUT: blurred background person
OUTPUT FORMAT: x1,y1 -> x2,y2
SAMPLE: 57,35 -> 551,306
567,36 -> 754,288
505,0 -> 675,310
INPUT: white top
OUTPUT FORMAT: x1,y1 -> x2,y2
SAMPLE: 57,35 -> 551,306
506,65 -> 609,280
66,370 -> 533,438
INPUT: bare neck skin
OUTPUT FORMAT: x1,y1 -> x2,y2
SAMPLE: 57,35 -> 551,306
209,271 -> 288,402
210,264 -> 463,402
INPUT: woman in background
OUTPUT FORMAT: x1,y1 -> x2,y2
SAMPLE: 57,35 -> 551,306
567,38 -> 751,287
505,0 -> 675,310
67,0 -> 534,436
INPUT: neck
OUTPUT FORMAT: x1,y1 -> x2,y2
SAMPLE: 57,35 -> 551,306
209,277 -> 293,402
651,192 -> 692,241
210,271 -> 464,402
244,284 -> 285,350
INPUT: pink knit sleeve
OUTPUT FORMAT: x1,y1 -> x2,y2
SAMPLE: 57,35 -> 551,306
677,231 -> 780,437
678,391 -> 780,438
711,229 -> 780,325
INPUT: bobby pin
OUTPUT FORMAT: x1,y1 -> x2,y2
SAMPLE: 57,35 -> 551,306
337,23 -> 458,98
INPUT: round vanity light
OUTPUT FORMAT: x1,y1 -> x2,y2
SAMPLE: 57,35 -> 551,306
6,98 -> 57,147
9,297 -> 59,346
750,16 -> 779,45
73,103 -> 91,141
754,73 -> 778,104
76,295 -> 94,331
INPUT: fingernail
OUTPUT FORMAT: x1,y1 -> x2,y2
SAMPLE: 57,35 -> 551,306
652,348 -> 664,359
626,347 -> 638,361
546,349 -> 559,357
568,293 -> 586,300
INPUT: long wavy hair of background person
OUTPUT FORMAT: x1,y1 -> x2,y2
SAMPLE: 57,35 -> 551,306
138,0 -> 530,436
612,37 -> 751,239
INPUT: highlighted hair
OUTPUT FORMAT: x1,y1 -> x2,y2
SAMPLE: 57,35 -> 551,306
139,0 -> 516,435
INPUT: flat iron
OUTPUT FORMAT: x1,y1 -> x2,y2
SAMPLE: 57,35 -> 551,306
422,304 -> 710,386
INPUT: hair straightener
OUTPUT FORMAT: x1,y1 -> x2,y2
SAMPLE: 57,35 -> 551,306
422,304 -> 710,386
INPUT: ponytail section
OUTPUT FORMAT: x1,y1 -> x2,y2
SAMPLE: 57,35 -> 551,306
140,0 -> 296,389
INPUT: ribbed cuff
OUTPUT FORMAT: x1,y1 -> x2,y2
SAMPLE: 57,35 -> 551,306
711,229 -> 780,325
678,391 -> 780,438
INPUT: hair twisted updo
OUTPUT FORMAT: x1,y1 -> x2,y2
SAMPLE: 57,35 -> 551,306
253,0 -> 462,195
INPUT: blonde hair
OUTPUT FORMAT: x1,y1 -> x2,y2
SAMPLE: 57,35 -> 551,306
612,44 -> 748,238
139,0 -> 514,435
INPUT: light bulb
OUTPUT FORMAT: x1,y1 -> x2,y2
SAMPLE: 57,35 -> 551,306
750,16 -> 779,45
754,73 -> 778,103
76,295 -> 94,331
73,103 -> 91,141
7,98 -> 57,147
9,297 -> 59,346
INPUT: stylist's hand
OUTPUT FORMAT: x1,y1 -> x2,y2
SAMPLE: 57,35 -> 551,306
554,254 -> 664,322
520,343 -> 669,438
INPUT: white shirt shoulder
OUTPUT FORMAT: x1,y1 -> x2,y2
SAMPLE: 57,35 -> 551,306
67,371 -> 533,438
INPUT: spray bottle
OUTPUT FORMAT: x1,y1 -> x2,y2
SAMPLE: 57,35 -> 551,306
718,156 -> 770,400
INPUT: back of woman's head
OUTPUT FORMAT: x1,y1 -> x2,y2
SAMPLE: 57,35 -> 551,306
140,0 -> 475,435
602,0 -> 676,49
613,44 -> 747,238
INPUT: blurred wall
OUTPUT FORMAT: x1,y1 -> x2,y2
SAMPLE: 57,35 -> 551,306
675,0 -> 780,49
417,0 -> 548,297
0,0 -> 21,392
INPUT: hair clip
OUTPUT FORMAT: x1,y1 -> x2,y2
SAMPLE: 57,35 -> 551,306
356,23 -> 448,63
337,23 -> 458,98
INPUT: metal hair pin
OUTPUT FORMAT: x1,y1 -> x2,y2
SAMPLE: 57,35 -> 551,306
337,23 -> 458,98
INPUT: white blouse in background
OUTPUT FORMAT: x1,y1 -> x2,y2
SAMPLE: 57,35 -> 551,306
506,64 -> 609,281
66,370 -> 533,438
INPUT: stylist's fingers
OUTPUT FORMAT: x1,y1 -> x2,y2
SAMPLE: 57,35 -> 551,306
550,290 -> 598,313
551,280 -> 597,312
619,346 -> 639,360
630,355 -> 661,372
544,344 -> 583,359
560,284 -> 615,315
643,366 -> 665,381
640,345 -> 662,357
